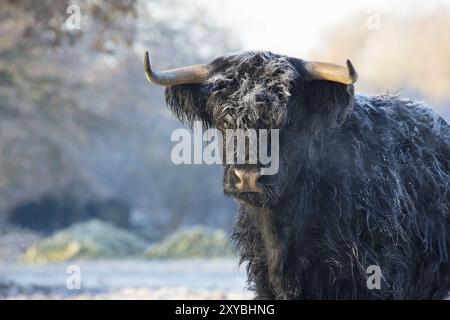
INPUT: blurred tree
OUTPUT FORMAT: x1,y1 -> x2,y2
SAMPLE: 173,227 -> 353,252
310,8 -> 450,119
0,0 -> 139,228
0,0 -> 136,50
0,0 -> 238,234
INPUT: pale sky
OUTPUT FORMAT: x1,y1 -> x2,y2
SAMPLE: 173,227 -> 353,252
194,0 -> 450,56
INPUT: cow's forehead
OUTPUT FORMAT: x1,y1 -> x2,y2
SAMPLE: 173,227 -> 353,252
207,51 -> 296,82
205,51 -> 298,129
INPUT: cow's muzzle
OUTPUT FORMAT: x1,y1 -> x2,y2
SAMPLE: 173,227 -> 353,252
234,169 -> 262,193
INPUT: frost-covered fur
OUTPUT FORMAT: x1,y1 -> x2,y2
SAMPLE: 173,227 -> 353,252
166,51 -> 297,130
163,51 -> 450,299
234,94 -> 450,299
206,52 -> 297,129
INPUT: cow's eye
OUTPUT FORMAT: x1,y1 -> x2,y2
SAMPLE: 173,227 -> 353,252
222,116 -> 235,129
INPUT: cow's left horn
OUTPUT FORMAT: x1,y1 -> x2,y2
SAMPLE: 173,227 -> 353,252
144,51 -> 209,86
304,59 -> 358,85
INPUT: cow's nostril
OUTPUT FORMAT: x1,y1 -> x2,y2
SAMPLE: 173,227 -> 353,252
234,169 -> 244,184
233,169 -> 262,193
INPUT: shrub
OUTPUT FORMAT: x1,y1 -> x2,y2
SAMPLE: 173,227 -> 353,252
22,220 -> 146,263
146,226 -> 232,259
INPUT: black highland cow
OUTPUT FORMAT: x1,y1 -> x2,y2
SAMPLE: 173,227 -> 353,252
144,51 -> 450,299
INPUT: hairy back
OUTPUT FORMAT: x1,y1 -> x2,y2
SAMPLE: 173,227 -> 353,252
294,94 -> 450,298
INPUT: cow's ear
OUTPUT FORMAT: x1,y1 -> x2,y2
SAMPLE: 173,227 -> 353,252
288,57 -> 355,130
303,80 -> 355,128
165,84 -> 213,128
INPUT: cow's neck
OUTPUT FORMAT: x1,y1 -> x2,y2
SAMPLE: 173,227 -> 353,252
243,159 -> 321,297
245,192 -> 303,298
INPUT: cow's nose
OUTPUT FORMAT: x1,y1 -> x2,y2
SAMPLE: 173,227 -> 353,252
234,169 -> 262,193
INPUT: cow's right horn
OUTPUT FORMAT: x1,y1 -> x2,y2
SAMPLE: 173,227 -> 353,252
144,51 -> 209,86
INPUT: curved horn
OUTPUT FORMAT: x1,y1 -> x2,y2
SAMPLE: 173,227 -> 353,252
144,51 -> 209,86
304,59 -> 358,85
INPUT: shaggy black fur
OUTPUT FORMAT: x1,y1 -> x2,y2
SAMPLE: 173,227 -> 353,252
164,51 -> 450,299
